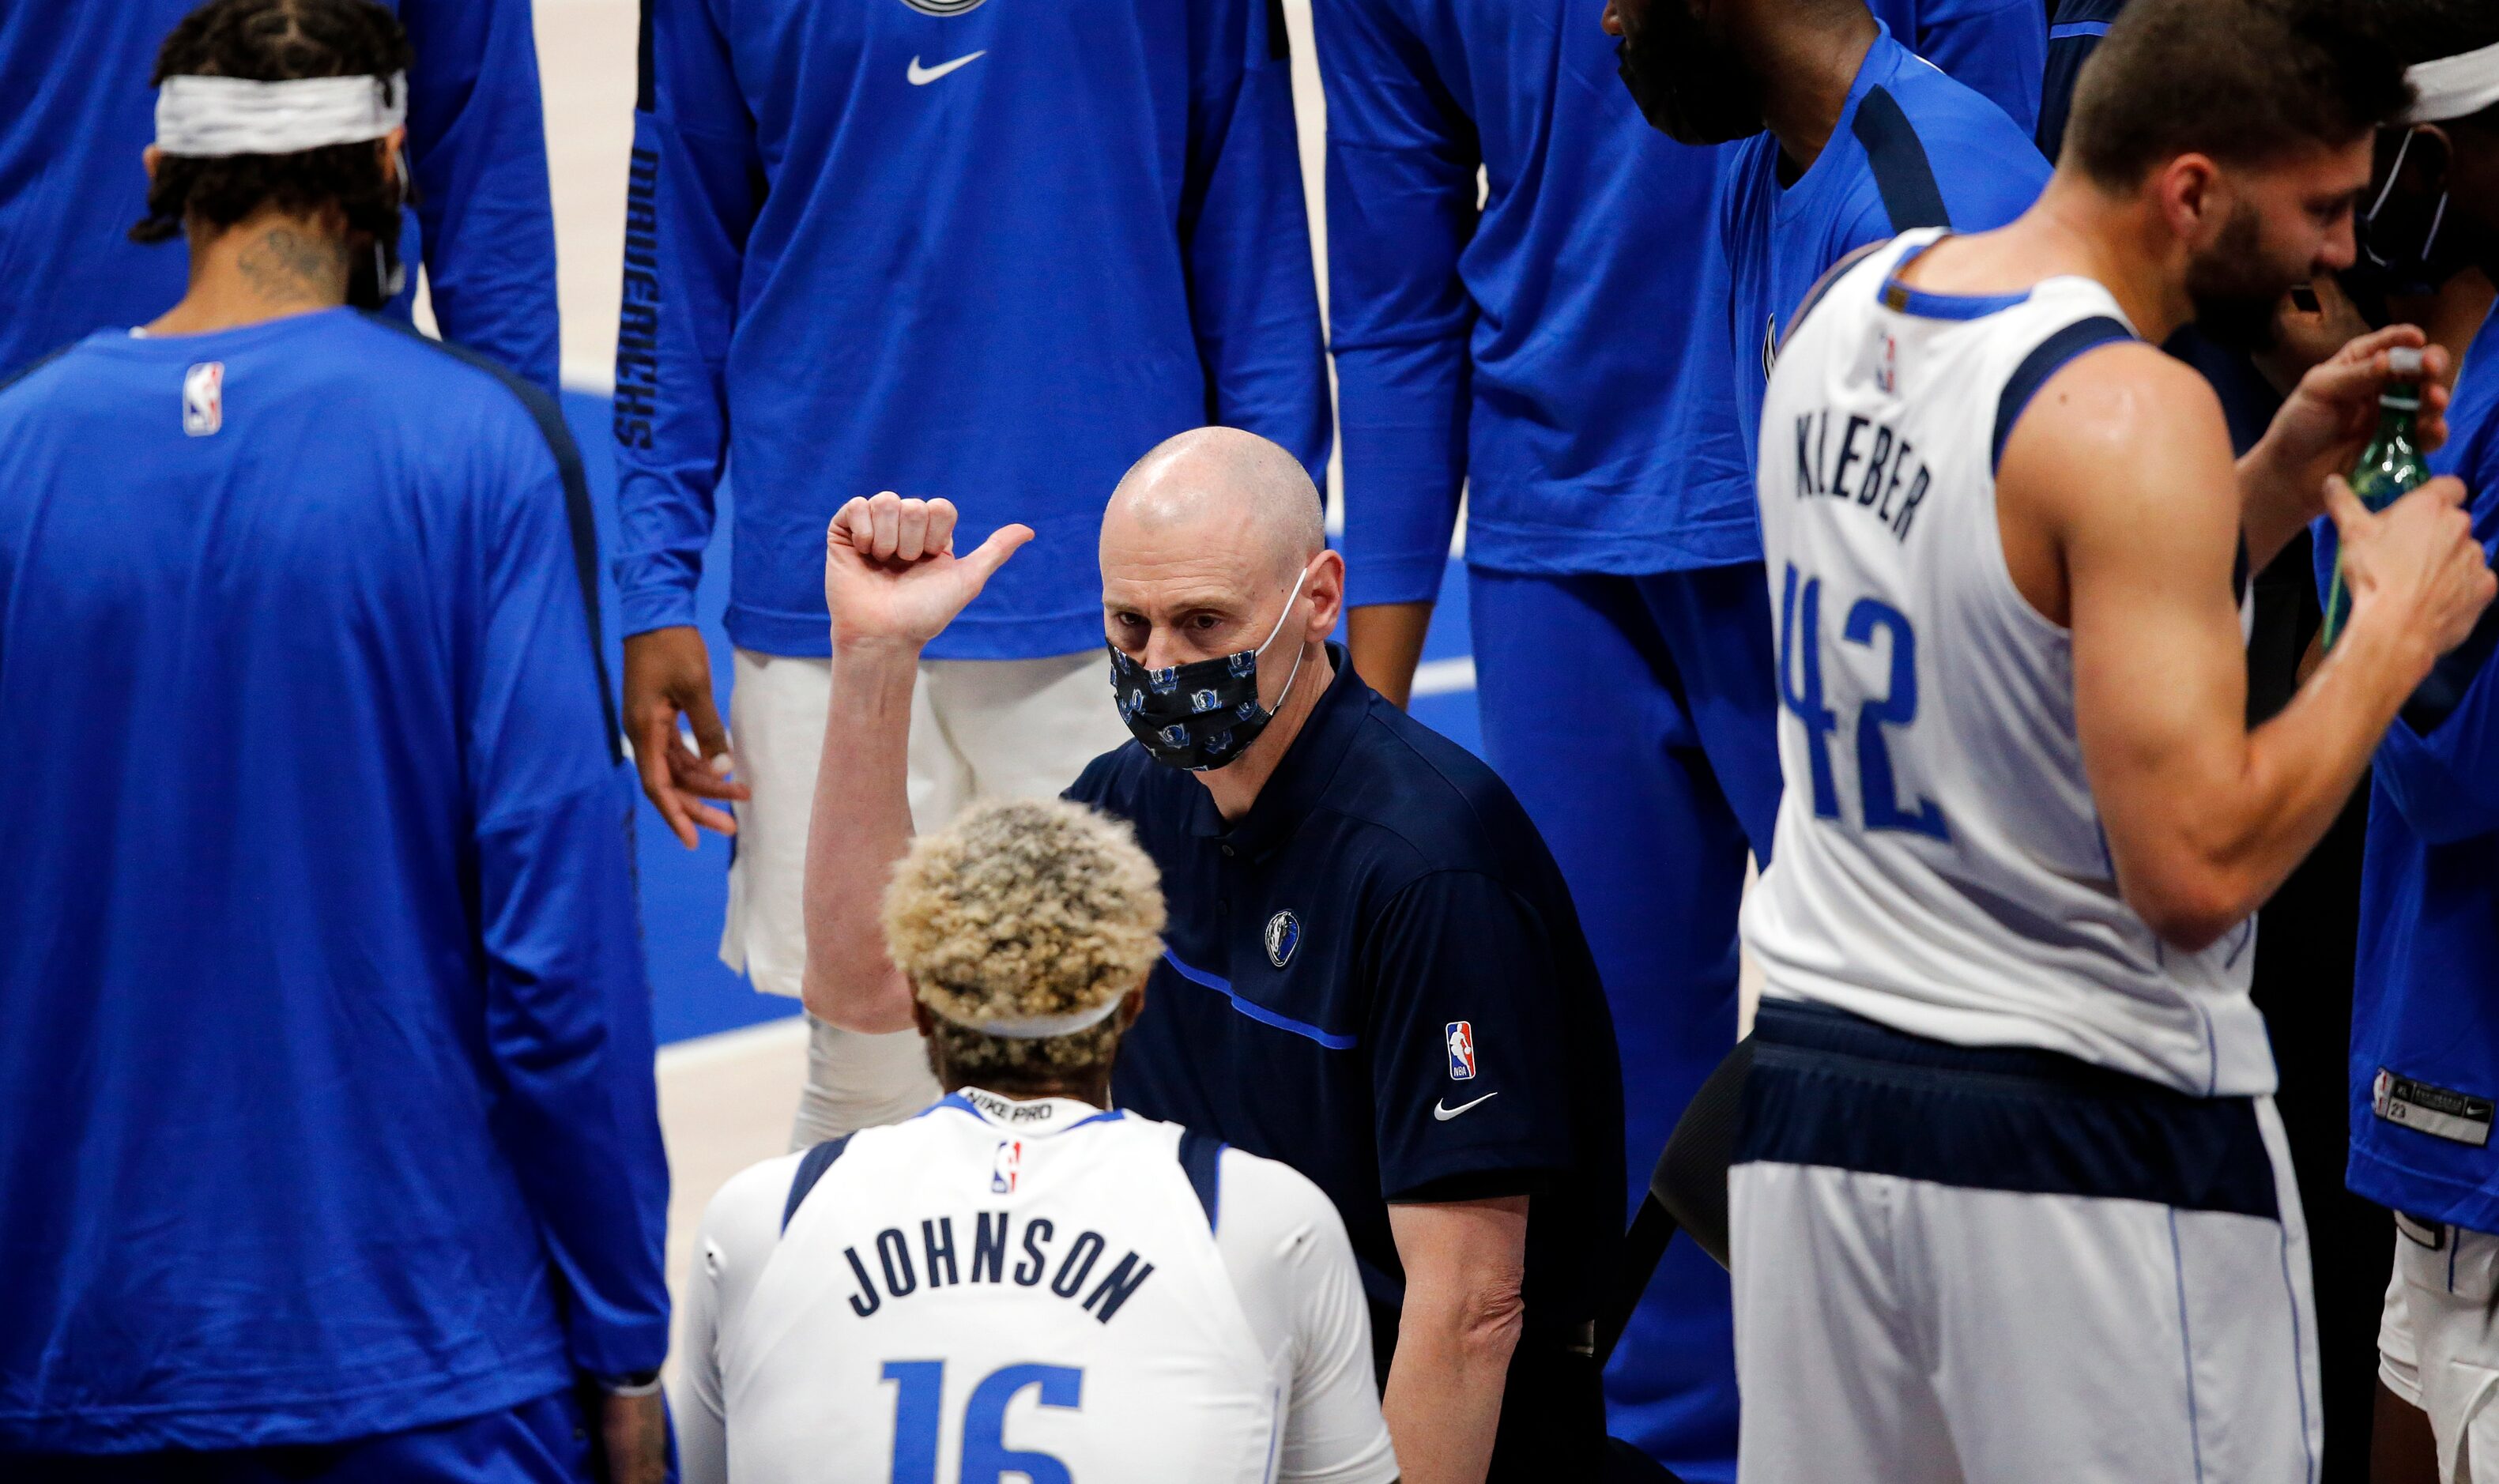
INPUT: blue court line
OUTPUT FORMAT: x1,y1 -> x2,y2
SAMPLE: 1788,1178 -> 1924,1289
1159,951 -> 1359,1049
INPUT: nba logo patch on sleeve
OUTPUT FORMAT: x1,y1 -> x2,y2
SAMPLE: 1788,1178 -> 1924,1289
182,362 -> 223,437
990,1139 -> 1023,1194
1445,1021 -> 1476,1081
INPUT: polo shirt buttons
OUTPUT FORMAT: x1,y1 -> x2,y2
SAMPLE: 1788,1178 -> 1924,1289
1221,844 -> 1235,857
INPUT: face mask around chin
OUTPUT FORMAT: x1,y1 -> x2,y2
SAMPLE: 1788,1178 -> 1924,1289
1615,4 -> 1764,146
1108,567 -> 1314,773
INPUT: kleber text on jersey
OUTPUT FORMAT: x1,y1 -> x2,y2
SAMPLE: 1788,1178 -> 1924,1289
1792,409 -> 1934,542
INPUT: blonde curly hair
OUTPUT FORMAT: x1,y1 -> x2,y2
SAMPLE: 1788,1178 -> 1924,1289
882,797 -> 1167,1079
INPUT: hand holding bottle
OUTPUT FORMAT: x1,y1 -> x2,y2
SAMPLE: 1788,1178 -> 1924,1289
2324,472 -> 2494,670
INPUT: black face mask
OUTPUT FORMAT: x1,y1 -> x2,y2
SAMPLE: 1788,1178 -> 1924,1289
2355,128 -> 2486,299
1108,567 -> 1312,772
1615,2 -> 1763,146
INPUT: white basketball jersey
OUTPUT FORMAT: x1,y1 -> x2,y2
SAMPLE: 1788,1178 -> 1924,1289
720,1093 -> 1292,1483
1742,228 -> 2271,1098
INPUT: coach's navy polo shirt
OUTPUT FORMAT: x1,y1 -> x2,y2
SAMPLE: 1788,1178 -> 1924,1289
1067,644 -> 1625,1335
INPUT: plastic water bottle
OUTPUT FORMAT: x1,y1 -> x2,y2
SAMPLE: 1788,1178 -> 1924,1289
2321,346 -> 2431,649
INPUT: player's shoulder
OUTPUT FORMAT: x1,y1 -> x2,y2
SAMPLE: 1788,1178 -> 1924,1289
0,336 -> 97,412
1205,1141 -> 1351,1251
345,315 -> 567,439
699,1150 -> 810,1260
1996,337 -> 2230,513
1326,695 -> 1544,879
1063,740 -> 1183,828
1864,46 -> 2051,213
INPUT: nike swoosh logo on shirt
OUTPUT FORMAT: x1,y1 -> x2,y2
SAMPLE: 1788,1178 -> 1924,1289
906,51 -> 986,85
1432,1092 -> 1498,1121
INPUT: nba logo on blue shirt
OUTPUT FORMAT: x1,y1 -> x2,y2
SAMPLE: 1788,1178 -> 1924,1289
991,1139 -> 1022,1194
182,362 -> 223,437
1446,1022 -> 1476,1080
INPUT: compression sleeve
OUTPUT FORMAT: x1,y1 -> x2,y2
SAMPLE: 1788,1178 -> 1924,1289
1182,0 -> 1332,492
612,0 -> 764,638
673,1236 -> 729,1484
1213,1151 -> 1400,1484
1314,0 -> 1478,608
471,431 -> 672,1377
1905,0 -> 2046,134
400,0 -> 563,393
673,1154 -> 799,1484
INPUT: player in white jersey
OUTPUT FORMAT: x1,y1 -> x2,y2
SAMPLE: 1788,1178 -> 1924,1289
674,797 -> 1397,1484
1730,1 -> 2497,1478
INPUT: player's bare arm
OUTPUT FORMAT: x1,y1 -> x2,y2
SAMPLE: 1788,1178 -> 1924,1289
801,492 -> 1031,1033
1348,601 -> 1434,710
1381,1197 -> 1527,1484
2002,344 -> 2493,951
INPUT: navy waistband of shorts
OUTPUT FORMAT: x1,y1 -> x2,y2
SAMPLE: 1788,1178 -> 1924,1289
1736,1000 -> 2278,1219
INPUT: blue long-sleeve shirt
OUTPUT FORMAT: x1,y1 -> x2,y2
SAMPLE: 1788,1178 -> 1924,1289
0,311 -> 667,1453
2341,306 -> 2499,1232
616,0 -> 1328,660
0,0 -> 560,393
2036,0 -> 2126,163
1682,27 -> 2049,533
1316,0 -> 2045,605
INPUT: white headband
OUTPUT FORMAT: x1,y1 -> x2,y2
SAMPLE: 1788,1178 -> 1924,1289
154,72 -> 406,157
2404,40 -> 2499,124
943,994 -> 1126,1041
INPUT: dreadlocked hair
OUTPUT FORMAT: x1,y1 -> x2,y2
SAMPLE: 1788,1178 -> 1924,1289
130,0 -> 413,246
883,797 -> 1167,1087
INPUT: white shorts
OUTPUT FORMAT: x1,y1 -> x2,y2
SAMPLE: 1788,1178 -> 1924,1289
1731,1000 -> 2320,1483
720,646 -> 1131,1147
2380,1217 -> 2499,1482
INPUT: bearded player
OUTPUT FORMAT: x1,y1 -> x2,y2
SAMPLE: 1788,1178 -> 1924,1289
1732,0 -> 2494,1476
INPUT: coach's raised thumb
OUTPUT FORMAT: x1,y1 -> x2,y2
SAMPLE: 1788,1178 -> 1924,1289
961,522 -> 1035,584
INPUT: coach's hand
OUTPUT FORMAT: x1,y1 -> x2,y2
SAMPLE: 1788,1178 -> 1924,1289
623,626 -> 748,849
597,1388 -> 669,1484
2327,473 -> 2496,665
825,492 -> 1031,648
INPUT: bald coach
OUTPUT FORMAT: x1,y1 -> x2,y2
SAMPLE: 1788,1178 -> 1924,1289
800,427 -> 1626,1482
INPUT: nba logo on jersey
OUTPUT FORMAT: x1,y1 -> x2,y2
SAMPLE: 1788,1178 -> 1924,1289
182,362 -> 223,437
1876,333 -> 1899,394
990,1139 -> 1022,1194
1445,1022 -> 1476,1081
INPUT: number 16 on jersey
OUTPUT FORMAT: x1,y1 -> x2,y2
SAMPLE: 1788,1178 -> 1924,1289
1778,563 -> 1951,842
883,1360 -> 1082,1484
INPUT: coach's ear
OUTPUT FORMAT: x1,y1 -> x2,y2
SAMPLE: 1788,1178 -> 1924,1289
1118,981 -> 1148,1032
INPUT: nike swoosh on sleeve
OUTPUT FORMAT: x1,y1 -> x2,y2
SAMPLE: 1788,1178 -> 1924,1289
906,51 -> 986,85
1432,1092 -> 1498,1121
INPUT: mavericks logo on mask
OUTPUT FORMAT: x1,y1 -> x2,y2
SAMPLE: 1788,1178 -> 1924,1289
1109,567 -> 1312,772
